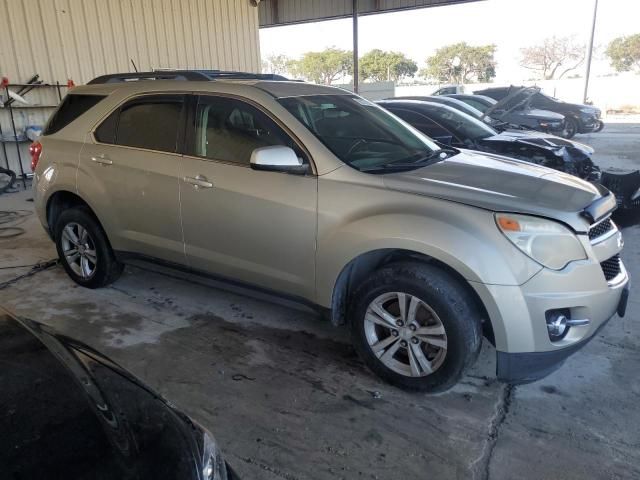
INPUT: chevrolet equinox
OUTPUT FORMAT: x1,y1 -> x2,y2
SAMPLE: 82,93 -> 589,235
32,70 -> 629,392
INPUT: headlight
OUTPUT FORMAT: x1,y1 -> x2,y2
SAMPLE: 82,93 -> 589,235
580,107 -> 594,114
202,431 -> 227,480
495,213 -> 586,270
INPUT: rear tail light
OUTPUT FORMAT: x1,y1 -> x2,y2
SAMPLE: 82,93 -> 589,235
29,141 -> 42,171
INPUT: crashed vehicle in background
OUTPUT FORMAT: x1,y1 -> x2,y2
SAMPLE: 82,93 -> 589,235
393,93 -> 566,136
381,98 -> 640,208
474,85 -> 604,138
378,99 -> 599,181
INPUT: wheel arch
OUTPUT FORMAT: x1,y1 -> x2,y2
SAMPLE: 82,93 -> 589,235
46,190 -> 104,239
329,248 -> 495,345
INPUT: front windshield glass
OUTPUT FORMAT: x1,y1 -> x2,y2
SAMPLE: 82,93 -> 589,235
278,95 -> 441,172
425,105 -> 497,141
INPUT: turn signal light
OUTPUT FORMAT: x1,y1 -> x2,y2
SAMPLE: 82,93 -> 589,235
29,141 -> 42,171
497,216 -> 520,232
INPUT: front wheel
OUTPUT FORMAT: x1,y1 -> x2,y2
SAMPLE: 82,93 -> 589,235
350,262 -> 482,393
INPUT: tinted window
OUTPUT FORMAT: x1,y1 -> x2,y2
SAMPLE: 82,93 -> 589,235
94,110 -> 118,144
116,96 -> 184,153
44,94 -> 106,135
388,108 -> 453,141
192,96 -> 302,165
462,99 -> 490,113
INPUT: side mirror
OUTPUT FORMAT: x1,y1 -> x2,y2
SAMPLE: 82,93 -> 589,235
250,146 -> 309,174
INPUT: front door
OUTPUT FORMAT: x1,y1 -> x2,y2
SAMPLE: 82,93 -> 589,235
179,94 -> 317,299
77,94 -> 186,264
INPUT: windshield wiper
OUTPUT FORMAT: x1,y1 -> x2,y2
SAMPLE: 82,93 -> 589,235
360,148 -> 456,173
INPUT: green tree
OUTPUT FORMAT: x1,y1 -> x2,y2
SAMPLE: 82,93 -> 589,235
520,36 -> 585,80
606,34 -> 640,72
262,54 -> 293,76
288,48 -> 353,85
360,49 -> 418,83
420,43 -> 496,84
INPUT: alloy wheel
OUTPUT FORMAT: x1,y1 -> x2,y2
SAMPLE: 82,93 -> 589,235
364,292 -> 447,377
61,222 -> 98,279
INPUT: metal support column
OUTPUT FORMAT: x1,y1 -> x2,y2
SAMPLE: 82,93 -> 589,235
352,0 -> 359,94
583,0 -> 599,104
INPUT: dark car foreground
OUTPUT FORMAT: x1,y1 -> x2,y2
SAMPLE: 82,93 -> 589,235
0,306 -> 235,480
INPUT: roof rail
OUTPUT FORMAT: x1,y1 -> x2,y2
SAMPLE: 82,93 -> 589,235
87,70 -> 289,84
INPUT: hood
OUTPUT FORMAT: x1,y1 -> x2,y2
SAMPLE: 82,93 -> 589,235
516,108 -> 565,121
484,130 -> 594,155
0,309 -> 219,480
383,150 -> 608,231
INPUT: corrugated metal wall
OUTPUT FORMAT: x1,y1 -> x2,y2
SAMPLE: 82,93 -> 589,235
259,0 -> 483,27
0,0 -> 261,177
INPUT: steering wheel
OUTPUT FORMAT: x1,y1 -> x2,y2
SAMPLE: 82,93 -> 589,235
346,138 -> 368,158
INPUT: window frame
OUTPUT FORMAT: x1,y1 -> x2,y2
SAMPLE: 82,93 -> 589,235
183,93 -> 317,175
90,92 -> 188,156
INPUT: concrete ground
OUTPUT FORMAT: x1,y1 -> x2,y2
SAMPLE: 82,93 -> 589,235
1,125 -> 639,479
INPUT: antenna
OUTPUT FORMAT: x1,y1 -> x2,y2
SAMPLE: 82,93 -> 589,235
130,59 -> 139,73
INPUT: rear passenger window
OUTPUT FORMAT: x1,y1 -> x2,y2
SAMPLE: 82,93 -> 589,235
94,110 -> 118,144
191,96 -> 302,165
44,94 -> 106,135
115,95 -> 184,153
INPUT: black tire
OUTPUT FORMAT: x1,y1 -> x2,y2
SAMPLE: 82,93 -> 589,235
595,120 -> 605,132
54,206 -> 123,288
563,117 -> 578,139
349,262 -> 482,393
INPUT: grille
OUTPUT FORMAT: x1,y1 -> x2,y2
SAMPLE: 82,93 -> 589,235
601,254 -> 621,281
589,218 -> 613,241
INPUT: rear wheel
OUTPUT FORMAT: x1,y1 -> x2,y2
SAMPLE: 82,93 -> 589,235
563,117 -> 578,139
350,262 -> 482,392
54,207 -> 123,288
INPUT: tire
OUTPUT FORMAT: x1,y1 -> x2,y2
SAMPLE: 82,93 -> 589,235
563,117 -> 578,139
349,262 -> 482,393
595,120 -> 605,132
54,206 -> 123,288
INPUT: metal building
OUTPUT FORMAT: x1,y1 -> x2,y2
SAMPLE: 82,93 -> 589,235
0,0 -> 262,177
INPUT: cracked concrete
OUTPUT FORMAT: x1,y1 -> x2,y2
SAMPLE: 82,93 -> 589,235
0,125 -> 638,479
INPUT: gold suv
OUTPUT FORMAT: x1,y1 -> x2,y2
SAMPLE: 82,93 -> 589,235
33,71 -> 629,392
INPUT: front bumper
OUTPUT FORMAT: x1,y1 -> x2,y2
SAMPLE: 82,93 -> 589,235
496,281 -> 629,384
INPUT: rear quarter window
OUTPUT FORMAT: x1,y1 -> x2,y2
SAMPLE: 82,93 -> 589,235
43,94 -> 106,135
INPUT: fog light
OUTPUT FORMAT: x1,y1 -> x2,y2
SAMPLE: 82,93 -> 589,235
545,309 -> 570,341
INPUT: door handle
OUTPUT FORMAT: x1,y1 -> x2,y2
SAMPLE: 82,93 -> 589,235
91,154 -> 112,166
184,175 -> 213,189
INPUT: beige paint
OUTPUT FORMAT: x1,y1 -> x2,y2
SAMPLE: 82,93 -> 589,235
0,0 -> 261,174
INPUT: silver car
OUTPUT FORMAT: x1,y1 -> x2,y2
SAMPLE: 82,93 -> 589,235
32,70 -> 629,392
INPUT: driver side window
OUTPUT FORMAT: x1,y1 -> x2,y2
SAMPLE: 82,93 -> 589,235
191,96 -> 304,165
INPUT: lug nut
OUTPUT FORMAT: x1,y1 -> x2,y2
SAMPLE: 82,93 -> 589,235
409,324 -> 417,332
400,340 -> 408,347
396,320 -> 404,327
411,337 -> 419,344
391,330 -> 399,337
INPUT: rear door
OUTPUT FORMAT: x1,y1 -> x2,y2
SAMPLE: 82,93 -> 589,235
178,94 -> 317,299
77,94 -> 187,264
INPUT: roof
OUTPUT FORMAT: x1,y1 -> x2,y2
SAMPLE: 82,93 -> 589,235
258,0 -> 486,27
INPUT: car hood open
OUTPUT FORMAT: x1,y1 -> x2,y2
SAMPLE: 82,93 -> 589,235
515,108 -> 564,121
383,150 -> 611,231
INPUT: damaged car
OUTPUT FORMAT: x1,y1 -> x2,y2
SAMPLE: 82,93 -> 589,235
392,93 -> 566,136
474,85 -> 604,138
377,99 -> 599,181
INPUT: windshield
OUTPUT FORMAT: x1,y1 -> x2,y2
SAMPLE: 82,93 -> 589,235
278,95 -> 441,172
424,105 -> 497,141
